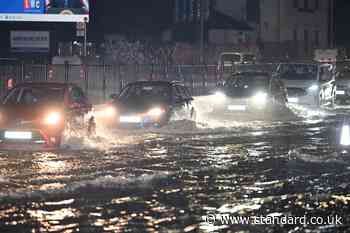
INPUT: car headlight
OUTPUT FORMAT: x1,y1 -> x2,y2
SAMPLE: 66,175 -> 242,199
213,91 -> 226,103
252,92 -> 268,105
340,124 -> 350,146
214,91 -> 225,98
308,84 -> 319,91
105,106 -> 117,117
44,112 -> 62,125
147,107 -> 165,117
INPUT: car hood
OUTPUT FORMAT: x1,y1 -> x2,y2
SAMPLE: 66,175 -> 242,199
281,79 -> 316,89
116,99 -> 169,114
0,103 -> 64,126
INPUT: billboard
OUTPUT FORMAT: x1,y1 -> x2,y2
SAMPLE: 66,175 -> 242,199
0,0 -> 89,22
11,31 -> 50,53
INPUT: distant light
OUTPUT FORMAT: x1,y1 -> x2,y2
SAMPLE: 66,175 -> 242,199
213,91 -> 226,103
336,90 -> 345,95
252,92 -> 267,106
340,124 -> 350,146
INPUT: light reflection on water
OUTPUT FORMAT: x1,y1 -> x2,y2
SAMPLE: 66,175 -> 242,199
0,109 -> 349,232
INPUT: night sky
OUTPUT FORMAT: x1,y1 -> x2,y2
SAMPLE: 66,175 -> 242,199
0,0 -> 350,54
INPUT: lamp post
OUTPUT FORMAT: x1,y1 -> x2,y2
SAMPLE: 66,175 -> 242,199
84,17 -> 88,57
200,0 -> 206,64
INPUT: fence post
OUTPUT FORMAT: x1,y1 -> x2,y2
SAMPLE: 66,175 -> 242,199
150,63 -> 154,81
85,64 -> 89,94
21,62 -> 25,82
113,65 -> 117,94
103,63 -> 106,101
44,64 -> 48,81
119,64 -> 123,93
64,62 -> 69,83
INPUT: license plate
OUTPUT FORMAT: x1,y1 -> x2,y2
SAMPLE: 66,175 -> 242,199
119,116 -> 142,123
4,131 -> 32,140
288,97 -> 299,103
227,105 -> 246,111
336,90 -> 345,95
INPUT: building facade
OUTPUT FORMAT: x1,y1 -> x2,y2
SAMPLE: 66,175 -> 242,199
170,0 -> 256,46
259,0 -> 334,59
171,0 -> 334,60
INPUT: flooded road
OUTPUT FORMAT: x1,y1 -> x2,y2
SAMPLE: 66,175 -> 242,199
0,100 -> 350,232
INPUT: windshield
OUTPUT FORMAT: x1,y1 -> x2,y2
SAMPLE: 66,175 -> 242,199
225,74 -> 270,89
221,54 -> 241,65
3,87 -> 64,105
242,54 -> 255,63
278,64 -> 318,80
119,83 -> 171,102
234,64 -> 275,73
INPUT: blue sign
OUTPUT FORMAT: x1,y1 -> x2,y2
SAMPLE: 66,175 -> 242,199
0,0 -> 89,22
0,0 -> 45,14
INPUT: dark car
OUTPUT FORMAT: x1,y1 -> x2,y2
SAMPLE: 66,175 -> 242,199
334,66 -> 350,105
101,81 -> 196,127
0,82 -> 94,150
213,71 -> 287,114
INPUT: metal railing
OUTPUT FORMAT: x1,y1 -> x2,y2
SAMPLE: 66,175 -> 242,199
0,63 -> 276,104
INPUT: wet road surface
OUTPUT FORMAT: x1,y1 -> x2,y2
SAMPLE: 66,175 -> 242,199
0,100 -> 350,233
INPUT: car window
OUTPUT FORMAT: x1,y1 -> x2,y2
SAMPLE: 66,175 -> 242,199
18,87 -> 64,105
70,87 -> 86,104
3,87 -> 21,105
119,84 -> 171,102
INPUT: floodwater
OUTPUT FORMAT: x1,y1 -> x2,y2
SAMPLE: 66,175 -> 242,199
0,97 -> 349,233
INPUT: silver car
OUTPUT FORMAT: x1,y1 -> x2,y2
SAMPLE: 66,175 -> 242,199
274,63 -> 336,107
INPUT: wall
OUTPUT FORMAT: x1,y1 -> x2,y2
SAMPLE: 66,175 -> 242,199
214,0 -> 247,21
260,0 -> 331,59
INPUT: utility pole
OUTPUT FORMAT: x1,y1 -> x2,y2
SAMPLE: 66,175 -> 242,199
329,0 -> 334,48
200,0 -> 205,64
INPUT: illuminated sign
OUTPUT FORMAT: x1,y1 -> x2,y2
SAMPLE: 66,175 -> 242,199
11,31 -> 50,53
0,0 -> 89,22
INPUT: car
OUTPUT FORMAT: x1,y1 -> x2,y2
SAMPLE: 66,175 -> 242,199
334,65 -> 350,105
217,52 -> 257,82
0,82 -> 95,150
212,71 -> 288,114
101,81 -> 196,127
274,63 -> 336,107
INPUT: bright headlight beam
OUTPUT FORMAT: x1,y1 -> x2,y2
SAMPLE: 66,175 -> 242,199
214,91 -> 226,99
148,108 -> 164,117
105,106 -> 117,117
336,90 -> 345,95
340,124 -> 350,146
44,112 -> 61,125
252,92 -> 268,105
308,85 -> 319,91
